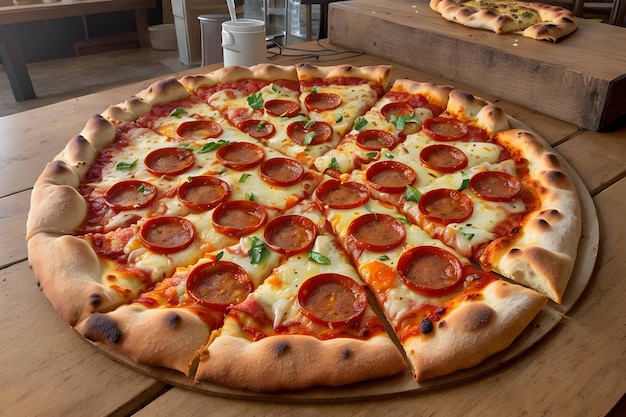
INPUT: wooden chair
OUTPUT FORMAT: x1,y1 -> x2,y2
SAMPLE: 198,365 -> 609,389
571,0 -> 626,26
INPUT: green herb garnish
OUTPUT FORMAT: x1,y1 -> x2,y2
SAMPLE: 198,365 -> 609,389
115,160 -> 137,171
308,250 -> 331,265
354,117 -> 368,131
248,236 -> 269,264
170,108 -> 187,117
405,185 -> 422,202
199,140 -> 229,153
247,92 -> 264,109
458,171 -> 470,191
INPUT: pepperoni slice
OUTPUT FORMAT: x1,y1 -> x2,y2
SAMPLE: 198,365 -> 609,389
263,215 -> 317,256
104,180 -> 157,211
176,120 -> 223,140
177,176 -> 230,211
420,144 -> 468,173
144,147 -> 195,177
286,120 -> 333,146
211,200 -> 268,238
314,179 -> 369,210
347,213 -> 406,252
470,171 -> 523,202
355,130 -> 396,151
365,161 -> 417,194
139,216 -> 196,254
418,188 -> 473,225
259,157 -> 305,187
216,142 -> 265,171
380,101 -> 414,120
397,246 -> 464,296
297,273 -> 368,326
186,261 -> 253,311
304,92 -> 342,112
237,119 -> 275,139
264,99 -> 301,118
422,117 -> 469,141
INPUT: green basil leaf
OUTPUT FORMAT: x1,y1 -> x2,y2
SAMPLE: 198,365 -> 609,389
366,151 -> 378,158
246,192 -> 255,201
308,250 -> 331,265
248,236 -> 269,264
335,113 -> 344,123
137,184 -> 146,193
303,131 -> 316,145
405,185 -> 422,202
378,255 -> 390,261
328,157 -> 339,170
215,251 -> 224,261
384,151 -> 395,159
458,171 -> 470,191
199,140 -> 229,153
247,92 -> 264,109
115,160 -> 137,170
354,117 -> 368,131
170,108 -> 187,117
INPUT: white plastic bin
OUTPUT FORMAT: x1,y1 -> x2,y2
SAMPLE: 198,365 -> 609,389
198,14 -> 231,66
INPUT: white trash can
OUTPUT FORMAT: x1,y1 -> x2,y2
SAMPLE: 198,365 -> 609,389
198,14 -> 231,66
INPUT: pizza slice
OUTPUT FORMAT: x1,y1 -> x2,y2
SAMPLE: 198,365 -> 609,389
314,177 -> 546,381
179,65 -> 316,164
290,63 -> 392,163
314,79 -> 453,175
194,199 -> 408,391
346,90 -> 580,303
429,0 -> 578,42
75,228 -> 283,376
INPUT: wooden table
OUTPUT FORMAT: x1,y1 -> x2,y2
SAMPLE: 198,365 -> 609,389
1,40 -> 624,416
0,0 -> 155,101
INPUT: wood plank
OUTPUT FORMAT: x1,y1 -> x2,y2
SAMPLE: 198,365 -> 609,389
554,128 -> 626,195
328,0 -> 626,130
0,190 -> 28,268
0,0 -> 156,25
0,261 -> 168,417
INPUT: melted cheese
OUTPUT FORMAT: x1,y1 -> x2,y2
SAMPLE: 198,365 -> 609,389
462,0 -> 541,29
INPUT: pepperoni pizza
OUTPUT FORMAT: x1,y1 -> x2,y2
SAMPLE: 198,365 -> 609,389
26,63 -> 581,392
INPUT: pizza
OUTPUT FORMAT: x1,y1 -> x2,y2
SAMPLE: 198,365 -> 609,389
429,0 -> 578,42
26,63 -> 581,393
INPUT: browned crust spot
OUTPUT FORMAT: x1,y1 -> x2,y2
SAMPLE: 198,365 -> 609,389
82,312 -> 122,343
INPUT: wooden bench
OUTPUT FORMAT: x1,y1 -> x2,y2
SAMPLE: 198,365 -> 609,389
0,0 -> 156,101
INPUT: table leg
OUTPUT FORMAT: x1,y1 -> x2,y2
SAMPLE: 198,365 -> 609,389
135,8 -> 151,47
0,25 -> 36,101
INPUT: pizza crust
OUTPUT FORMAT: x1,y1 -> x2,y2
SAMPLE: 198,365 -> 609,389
28,233 -> 123,326
480,129 -> 581,303
430,0 -> 577,42
101,96 -> 151,122
296,63 -> 392,91
180,63 -> 300,95
405,279 -> 545,381
76,305 -> 212,376
445,89 -> 511,133
195,318 -> 408,392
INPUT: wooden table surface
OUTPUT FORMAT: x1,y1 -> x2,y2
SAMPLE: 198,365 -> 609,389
1,40 -> 624,416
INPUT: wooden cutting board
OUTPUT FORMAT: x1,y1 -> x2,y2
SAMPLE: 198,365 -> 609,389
327,0 -> 626,131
